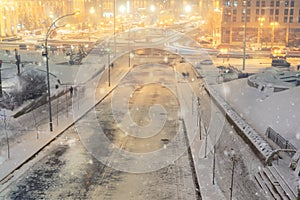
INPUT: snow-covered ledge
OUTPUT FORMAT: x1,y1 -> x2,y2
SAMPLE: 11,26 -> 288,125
204,85 -> 274,162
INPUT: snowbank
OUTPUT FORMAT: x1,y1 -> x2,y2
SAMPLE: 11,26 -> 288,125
213,78 -> 300,148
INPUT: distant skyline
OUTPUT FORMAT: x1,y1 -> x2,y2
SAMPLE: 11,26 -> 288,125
1,0 -> 299,46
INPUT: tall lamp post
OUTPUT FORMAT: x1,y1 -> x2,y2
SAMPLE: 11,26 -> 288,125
270,22 -> 279,48
113,0 -> 117,56
229,148 -> 237,200
0,60 -> 3,98
257,17 -> 265,47
42,11 -> 80,132
242,0 -> 248,71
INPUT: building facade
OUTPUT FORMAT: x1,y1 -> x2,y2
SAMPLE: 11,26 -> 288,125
221,0 -> 300,47
0,0 -> 84,38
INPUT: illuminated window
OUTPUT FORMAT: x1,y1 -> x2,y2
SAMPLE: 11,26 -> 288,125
233,1 -> 238,7
285,1 -> 289,7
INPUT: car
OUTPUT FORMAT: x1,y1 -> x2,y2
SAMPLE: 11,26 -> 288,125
200,59 -> 213,65
19,44 -> 28,50
271,47 -> 287,58
271,59 -> 290,67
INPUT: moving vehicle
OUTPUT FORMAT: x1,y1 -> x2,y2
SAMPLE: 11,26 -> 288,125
271,47 -> 287,58
271,59 -> 290,67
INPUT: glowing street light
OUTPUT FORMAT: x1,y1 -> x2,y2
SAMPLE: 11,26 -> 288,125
119,5 -> 126,14
150,5 -> 156,12
257,17 -> 265,44
270,22 -> 279,48
89,7 -> 95,14
185,5 -> 192,13
42,10 -> 80,132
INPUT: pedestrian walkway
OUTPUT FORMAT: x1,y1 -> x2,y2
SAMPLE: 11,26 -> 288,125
0,54 -> 130,187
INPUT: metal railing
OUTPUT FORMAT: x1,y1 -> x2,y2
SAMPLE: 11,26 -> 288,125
265,127 -> 297,156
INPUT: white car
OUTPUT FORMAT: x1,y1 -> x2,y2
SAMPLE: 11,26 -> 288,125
200,59 -> 213,65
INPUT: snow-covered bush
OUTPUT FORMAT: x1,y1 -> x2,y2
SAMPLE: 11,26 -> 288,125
0,70 -> 47,109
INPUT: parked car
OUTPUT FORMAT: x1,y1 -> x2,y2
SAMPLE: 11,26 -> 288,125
271,59 -> 290,67
19,44 -> 28,50
200,59 -> 213,65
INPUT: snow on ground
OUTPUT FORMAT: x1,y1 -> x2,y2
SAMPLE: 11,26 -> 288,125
213,78 -> 300,148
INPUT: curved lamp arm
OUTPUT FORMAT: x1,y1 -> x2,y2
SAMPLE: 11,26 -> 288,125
44,11 -> 80,48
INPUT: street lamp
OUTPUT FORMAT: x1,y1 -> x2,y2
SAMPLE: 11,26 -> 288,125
113,0 -> 116,56
185,5 -> 192,13
89,7 -> 95,27
42,11 -> 80,132
242,0 -> 248,71
119,5 -> 126,14
257,17 -> 265,45
89,7 -> 95,14
128,27 -> 131,67
270,22 -> 279,48
229,148 -> 237,200
150,5 -> 156,13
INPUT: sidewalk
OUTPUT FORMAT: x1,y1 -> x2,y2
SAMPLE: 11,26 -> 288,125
198,63 -> 298,198
182,88 -> 227,200
0,53 -> 131,186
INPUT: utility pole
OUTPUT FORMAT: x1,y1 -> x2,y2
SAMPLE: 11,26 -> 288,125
3,110 -> 10,159
242,0 -> 248,71
229,149 -> 237,200
129,27 -> 131,67
107,41 -> 111,87
199,111 -> 202,140
213,144 -> 216,185
113,0 -> 116,57
229,0 -> 234,44
204,126 -> 208,158
42,11 -> 80,132
15,49 -> 21,76
0,60 -> 2,98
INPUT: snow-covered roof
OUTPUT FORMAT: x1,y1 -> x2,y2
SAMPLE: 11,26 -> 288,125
248,68 -> 300,90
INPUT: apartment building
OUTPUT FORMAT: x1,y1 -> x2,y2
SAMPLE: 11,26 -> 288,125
221,0 -> 300,47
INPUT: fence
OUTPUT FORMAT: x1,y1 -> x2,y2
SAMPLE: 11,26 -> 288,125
265,127 -> 297,156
